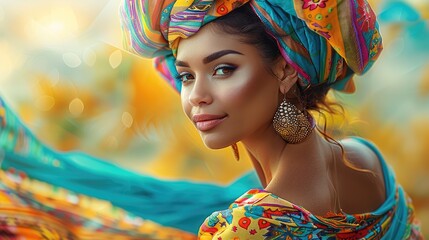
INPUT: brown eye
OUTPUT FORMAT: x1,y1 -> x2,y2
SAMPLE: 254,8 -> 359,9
177,72 -> 194,84
213,64 -> 237,77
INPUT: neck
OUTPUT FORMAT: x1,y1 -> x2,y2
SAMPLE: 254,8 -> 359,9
241,127 -> 328,185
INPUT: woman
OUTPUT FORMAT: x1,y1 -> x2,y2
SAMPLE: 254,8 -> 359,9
120,0 -> 422,238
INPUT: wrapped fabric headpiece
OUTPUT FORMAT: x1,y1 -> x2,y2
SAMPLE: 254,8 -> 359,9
120,0 -> 382,93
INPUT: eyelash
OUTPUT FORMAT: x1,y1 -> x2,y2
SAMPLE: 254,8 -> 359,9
214,64 -> 237,77
175,64 -> 237,83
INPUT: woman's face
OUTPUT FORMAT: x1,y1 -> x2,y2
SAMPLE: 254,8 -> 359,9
176,25 -> 281,149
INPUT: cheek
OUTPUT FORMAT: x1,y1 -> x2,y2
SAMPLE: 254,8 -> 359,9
223,68 -> 279,112
180,90 -> 192,119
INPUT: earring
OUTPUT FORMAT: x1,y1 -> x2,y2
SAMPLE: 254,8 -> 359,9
272,99 -> 314,144
231,143 -> 240,161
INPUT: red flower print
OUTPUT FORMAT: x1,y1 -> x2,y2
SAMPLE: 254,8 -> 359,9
302,0 -> 328,11
258,219 -> 271,229
217,3 -> 228,15
238,217 -> 251,230
249,229 -> 257,235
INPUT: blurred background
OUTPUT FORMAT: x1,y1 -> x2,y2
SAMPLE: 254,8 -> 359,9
0,0 -> 428,236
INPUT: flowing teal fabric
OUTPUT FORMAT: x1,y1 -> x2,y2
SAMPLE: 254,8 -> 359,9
0,96 -> 262,234
351,137 -> 417,238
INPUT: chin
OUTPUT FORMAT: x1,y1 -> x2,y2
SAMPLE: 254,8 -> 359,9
200,134 -> 232,150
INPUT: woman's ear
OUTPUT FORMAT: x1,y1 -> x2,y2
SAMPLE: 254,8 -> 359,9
274,59 -> 298,94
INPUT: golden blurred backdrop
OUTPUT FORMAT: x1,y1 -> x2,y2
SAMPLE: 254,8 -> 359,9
0,0 -> 428,236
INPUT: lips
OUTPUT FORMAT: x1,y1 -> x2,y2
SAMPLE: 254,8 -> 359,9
192,114 -> 227,131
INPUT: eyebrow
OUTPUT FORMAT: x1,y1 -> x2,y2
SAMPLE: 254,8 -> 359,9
175,60 -> 189,67
203,50 -> 243,64
175,50 -> 243,67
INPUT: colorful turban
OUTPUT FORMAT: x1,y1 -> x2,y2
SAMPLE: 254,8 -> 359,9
120,0 -> 383,93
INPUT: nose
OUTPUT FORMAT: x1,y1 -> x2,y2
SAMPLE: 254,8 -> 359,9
188,76 -> 213,106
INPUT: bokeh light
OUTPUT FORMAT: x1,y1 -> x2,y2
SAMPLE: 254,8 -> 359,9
0,0 -> 428,237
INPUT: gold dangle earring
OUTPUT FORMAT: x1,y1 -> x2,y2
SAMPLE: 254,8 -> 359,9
272,91 -> 314,144
231,143 -> 240,161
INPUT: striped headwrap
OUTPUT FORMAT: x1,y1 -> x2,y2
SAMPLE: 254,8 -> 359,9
120,0 -> 383,93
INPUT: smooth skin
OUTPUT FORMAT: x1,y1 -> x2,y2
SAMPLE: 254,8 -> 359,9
176,24 -> 386,216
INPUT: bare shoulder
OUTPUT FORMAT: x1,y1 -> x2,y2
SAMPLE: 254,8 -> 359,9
339,138 -> 384,173
336,138 -> 386,214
